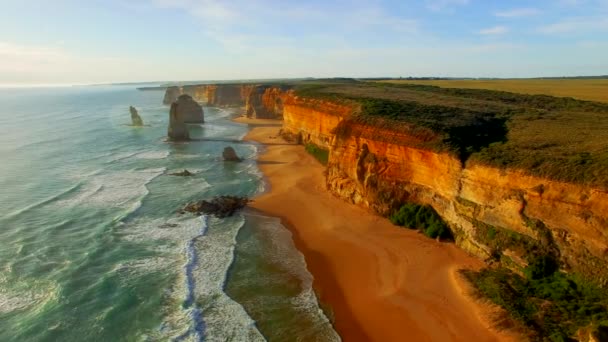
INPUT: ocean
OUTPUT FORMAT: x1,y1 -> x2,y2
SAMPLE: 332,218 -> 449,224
0,85 -> 340,341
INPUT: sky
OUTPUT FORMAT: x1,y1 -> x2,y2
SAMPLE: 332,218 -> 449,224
0,0 -> 607,85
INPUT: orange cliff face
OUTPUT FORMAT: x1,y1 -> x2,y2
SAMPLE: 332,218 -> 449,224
282,96 -> 352,148
280,99 -> 608,284
242,85 -> 287,119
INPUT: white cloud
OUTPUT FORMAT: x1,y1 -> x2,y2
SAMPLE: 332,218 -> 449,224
538,17 -> 608,34
478,26 -> 509,35
494,8 -> 541,18
425,0 -> 470,11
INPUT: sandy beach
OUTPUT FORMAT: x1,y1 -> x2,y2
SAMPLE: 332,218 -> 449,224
237,117 -> 514,342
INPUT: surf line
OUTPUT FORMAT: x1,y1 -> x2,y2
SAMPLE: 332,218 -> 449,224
175,215 -> 208,342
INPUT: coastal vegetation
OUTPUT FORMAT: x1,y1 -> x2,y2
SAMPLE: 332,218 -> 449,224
463,260 -> 608,341
389,203 -> 452,239
304,143 -> 329,165
293,80 -> 608,188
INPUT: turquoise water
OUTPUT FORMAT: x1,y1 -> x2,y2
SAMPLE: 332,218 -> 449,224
0,86 -> 339,341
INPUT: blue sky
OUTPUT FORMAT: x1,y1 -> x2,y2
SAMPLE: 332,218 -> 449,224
0,0 -> 607,85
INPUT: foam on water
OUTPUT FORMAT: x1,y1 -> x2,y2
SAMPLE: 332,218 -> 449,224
55,168 -> 165,208
0,277 -> 59,315
135,150 -> 170,160
3,181 -> 83,219
237,213 -> 341,341
194,215 -> 265,341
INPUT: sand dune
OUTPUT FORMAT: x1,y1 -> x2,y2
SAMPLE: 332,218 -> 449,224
237,117 -> 518,342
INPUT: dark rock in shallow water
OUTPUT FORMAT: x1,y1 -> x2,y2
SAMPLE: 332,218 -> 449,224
183,196 -> 250,218
130,106 -> 144,126
169,169 -> 194,177
222,146 -> 242,162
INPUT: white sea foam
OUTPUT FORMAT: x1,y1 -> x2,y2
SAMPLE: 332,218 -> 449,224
189,215 -> 265,342
147,215 -> 265,342
136,150 -> 170,160
0,279 -> 59,315
54,168 -> 165,208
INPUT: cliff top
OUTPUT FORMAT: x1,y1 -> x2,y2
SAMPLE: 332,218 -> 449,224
288,80 -> 608,188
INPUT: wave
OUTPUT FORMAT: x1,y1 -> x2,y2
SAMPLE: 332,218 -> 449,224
54,168 -> 165,209
239,213 -> 341,341
175,215 -> 208,341
135,150 -> 170,160
0,278 -> 59,315
104,151 -> 141,164
3,181 -> 85,219
161,215 -> 265,342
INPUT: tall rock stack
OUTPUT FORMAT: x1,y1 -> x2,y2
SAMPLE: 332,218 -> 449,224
129,106 -> 144,126
167,95 -> 205,141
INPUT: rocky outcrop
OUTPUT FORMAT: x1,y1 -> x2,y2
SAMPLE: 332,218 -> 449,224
170,169 -> 194,176
167,95 -> 204,141
163,86 -> 182,105
222,146 -> 242,162
182,196 -> 250,218
129,106 -> 144,126
280,97 -> 608,285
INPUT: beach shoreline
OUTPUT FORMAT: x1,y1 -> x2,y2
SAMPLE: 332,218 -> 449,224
236,116 -> 516,341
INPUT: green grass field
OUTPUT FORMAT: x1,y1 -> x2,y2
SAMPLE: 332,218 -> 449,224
379,79 -> 608,103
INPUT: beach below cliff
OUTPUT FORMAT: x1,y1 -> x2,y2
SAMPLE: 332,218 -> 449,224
236,117 -> 516,342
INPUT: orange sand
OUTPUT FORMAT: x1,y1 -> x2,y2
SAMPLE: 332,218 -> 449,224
237,117 -> 516,342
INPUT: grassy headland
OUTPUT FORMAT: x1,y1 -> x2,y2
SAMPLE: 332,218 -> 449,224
291,80 -> 608,189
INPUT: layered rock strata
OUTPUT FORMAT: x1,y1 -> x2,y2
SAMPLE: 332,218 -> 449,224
163,84 -> 608,284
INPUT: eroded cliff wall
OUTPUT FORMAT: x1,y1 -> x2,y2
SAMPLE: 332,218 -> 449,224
205,85 -> 244,106
281,99 -> 608,284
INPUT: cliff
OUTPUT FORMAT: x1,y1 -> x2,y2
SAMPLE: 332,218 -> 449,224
242,85 -> 287,119
163,85 -> 208,105
162,84 -> 290,118
167,94 -> 204,141
205,85 -> 243,106
161,81 -> 608,282
279,94 -> 608,285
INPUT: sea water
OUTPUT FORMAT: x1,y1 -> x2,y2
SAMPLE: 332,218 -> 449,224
0,85 -> 339,341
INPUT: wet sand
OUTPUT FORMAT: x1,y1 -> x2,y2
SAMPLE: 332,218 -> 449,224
237,117 -> 515,342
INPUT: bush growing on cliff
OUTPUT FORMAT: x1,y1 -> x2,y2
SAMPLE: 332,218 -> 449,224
464,256 -> 608,341
389,204 -> 452,239
305,143 -> 329,165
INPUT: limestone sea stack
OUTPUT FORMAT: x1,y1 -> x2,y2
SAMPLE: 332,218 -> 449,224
163,86 -> 181,105
167,95 -> 204,141
222,146 -> 242,162
129,106 -> 144,126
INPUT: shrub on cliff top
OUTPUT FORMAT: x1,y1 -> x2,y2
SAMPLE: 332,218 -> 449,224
390,203 -> 452,239
464,256 -> 608,341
